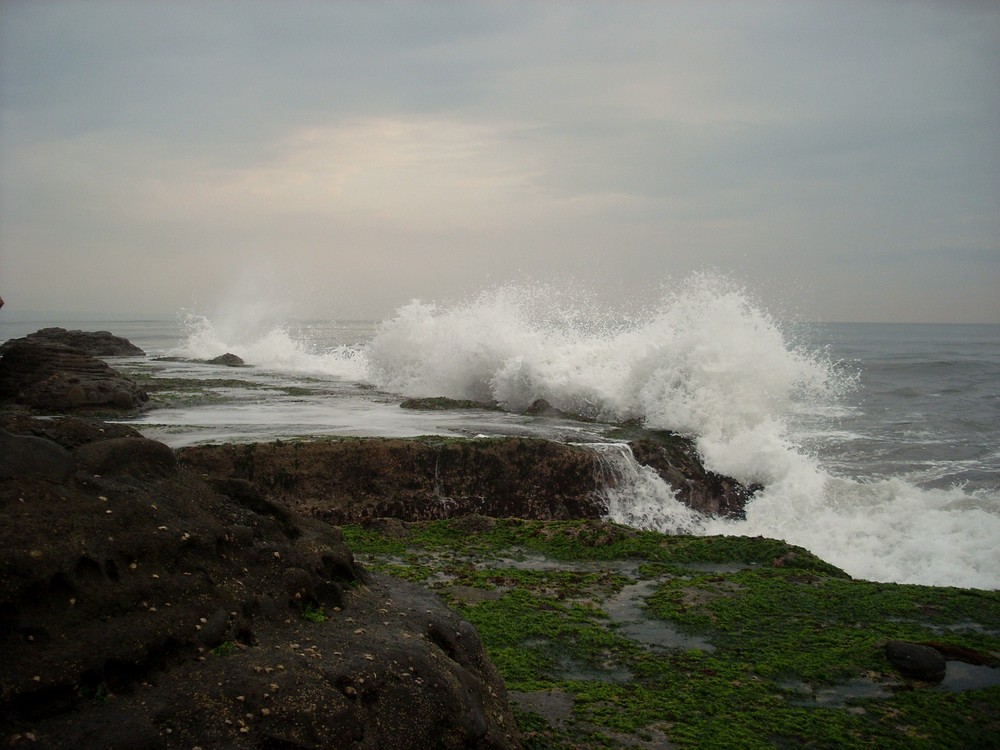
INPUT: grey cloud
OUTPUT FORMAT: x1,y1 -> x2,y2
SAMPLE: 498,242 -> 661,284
1,1 -> 998,322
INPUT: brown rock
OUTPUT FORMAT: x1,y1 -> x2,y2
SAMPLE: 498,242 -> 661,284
0,340 -> 148,411
628,435 -> 758,519
0,429 -> 74,483
1,327 -> 145,357
0,413 -> 142,449
885,640 -> 947,682
178,437 -> 606,525
0,440 -> 521,749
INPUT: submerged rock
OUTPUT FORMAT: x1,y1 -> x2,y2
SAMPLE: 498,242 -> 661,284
0,340 -> 148,411
0,428 -> 521,749
400,396 -> 502,411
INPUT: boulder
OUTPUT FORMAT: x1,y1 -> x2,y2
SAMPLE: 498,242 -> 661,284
1,327 -> 145,357
207,352 -> 246,367
885,640 -> 947,682
74,437 -> 178,478
0,437 -> 522,749
0,429 -> 74,483
0,340 -> 148,411
178,435 -> 760,525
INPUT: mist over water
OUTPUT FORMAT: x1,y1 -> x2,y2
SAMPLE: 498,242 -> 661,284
159,276 -> 1000,589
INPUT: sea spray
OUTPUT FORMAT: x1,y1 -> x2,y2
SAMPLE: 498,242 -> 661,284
173,312 -> 368,380
593,443 -> 708,535
167,276 -> 999,589
366,275 -> 839,483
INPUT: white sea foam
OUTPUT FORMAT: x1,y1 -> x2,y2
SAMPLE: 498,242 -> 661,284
172,312 -> 367,380
363,277 -> 1000,589
173,276 -> 1000,589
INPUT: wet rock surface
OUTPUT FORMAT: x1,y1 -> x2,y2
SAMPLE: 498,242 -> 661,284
884,640 -> 947,682
0,327 -> 145,357
625,433 -> 758,519
208,352 -> 247,367
0,340 -> 148,412
0,428 -> 521,749
178,437 -> 607,525
178,434 -> 759,526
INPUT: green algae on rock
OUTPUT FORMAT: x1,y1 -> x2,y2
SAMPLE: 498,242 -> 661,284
344,518 -> 1000,750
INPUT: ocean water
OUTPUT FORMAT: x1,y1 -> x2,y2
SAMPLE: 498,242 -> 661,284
2,278 -> 998,590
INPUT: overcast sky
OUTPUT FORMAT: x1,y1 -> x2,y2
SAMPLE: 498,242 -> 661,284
1,1 -> 998,323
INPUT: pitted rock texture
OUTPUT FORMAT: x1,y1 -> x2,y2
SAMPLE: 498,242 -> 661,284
0,340 -> 148,411
0,327 -> 145,357
178,437 -> 607,525
1,433 -> 521,749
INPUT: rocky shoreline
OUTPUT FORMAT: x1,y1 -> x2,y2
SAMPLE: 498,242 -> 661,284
2,330 -> 999,749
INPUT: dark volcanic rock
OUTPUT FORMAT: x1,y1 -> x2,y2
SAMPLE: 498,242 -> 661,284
1,327 -> 145,357
0,436 -> 521,749
74,436 -> 179,478
208,352 -> 246,367
179,437 -> 606,525
0,429 -> 74,483
0,413 -> 142,450
0,340 -> 148,411
179,435 -> 760,525
627,434 -> 758,519
885,640 -> 947,682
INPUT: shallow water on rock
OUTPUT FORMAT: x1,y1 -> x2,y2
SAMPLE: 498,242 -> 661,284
603,579 -> 716,653
939,661 -> 1000,692
780,678 -> 891,707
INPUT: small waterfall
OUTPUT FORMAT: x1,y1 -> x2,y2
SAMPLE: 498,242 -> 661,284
589,443 -> 709,535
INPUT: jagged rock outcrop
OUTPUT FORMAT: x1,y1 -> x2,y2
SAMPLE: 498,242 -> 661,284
0,429 -> 521,749
0,340 -> 148,411
179,438 -> 605,525
625,433 -> 759,519
1,327 -> 145,357
178,435 -> 759,526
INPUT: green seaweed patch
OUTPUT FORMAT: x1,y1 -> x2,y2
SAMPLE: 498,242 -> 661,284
301,603 -> 327,623
645,568 -> 1000,684
400,396 -> 504,411
340,517 -> 1000,748
457,589 -> 639,689
345,518 -> 846,575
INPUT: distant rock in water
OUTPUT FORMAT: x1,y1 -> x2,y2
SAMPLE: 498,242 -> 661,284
1,327 -> 145,357
523,398 -> 595,422
208,352 -> 247,367
0,340 -> 148,411
400,396 -> 502,411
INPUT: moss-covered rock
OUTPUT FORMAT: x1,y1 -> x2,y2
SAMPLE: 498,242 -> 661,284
345,518 -> 1000,750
